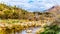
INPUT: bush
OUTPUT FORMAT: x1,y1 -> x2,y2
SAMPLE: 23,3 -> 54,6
39,25 -> 60,34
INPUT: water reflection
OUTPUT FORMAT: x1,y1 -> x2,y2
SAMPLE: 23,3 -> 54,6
21,27 -> 40,34
5,27 -> 40,34
26,33 -> 32,34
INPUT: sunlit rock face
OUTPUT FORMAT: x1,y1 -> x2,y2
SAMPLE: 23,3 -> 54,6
45,5 -> 60,25
47,5 -> 60,14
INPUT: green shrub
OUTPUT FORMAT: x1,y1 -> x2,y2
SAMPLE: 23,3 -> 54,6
40,25 -> 60,34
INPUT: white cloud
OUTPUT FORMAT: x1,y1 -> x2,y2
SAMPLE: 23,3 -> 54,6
0,0 -> 60,11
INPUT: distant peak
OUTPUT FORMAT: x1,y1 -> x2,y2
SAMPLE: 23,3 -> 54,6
45,5 -> 60,12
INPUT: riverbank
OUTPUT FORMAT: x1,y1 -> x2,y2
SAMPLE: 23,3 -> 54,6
0,19 -> 46,34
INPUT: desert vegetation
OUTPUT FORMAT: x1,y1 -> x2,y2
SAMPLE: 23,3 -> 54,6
0,3 -> 60,34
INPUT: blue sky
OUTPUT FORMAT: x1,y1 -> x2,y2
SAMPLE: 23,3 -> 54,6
0,0 -> 60,12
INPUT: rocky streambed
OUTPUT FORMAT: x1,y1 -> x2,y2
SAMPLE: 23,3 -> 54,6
0,21 -> 43,34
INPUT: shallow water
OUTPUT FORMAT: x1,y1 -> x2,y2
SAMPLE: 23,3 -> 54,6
18,27 -> 40,34
5,27 -> 40,34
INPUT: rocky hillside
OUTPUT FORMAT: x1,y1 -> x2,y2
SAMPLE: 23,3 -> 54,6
47,6 -> 60,20
0,3 -> 60,22
47,5 -> 60,14
0,3 -> 33,19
